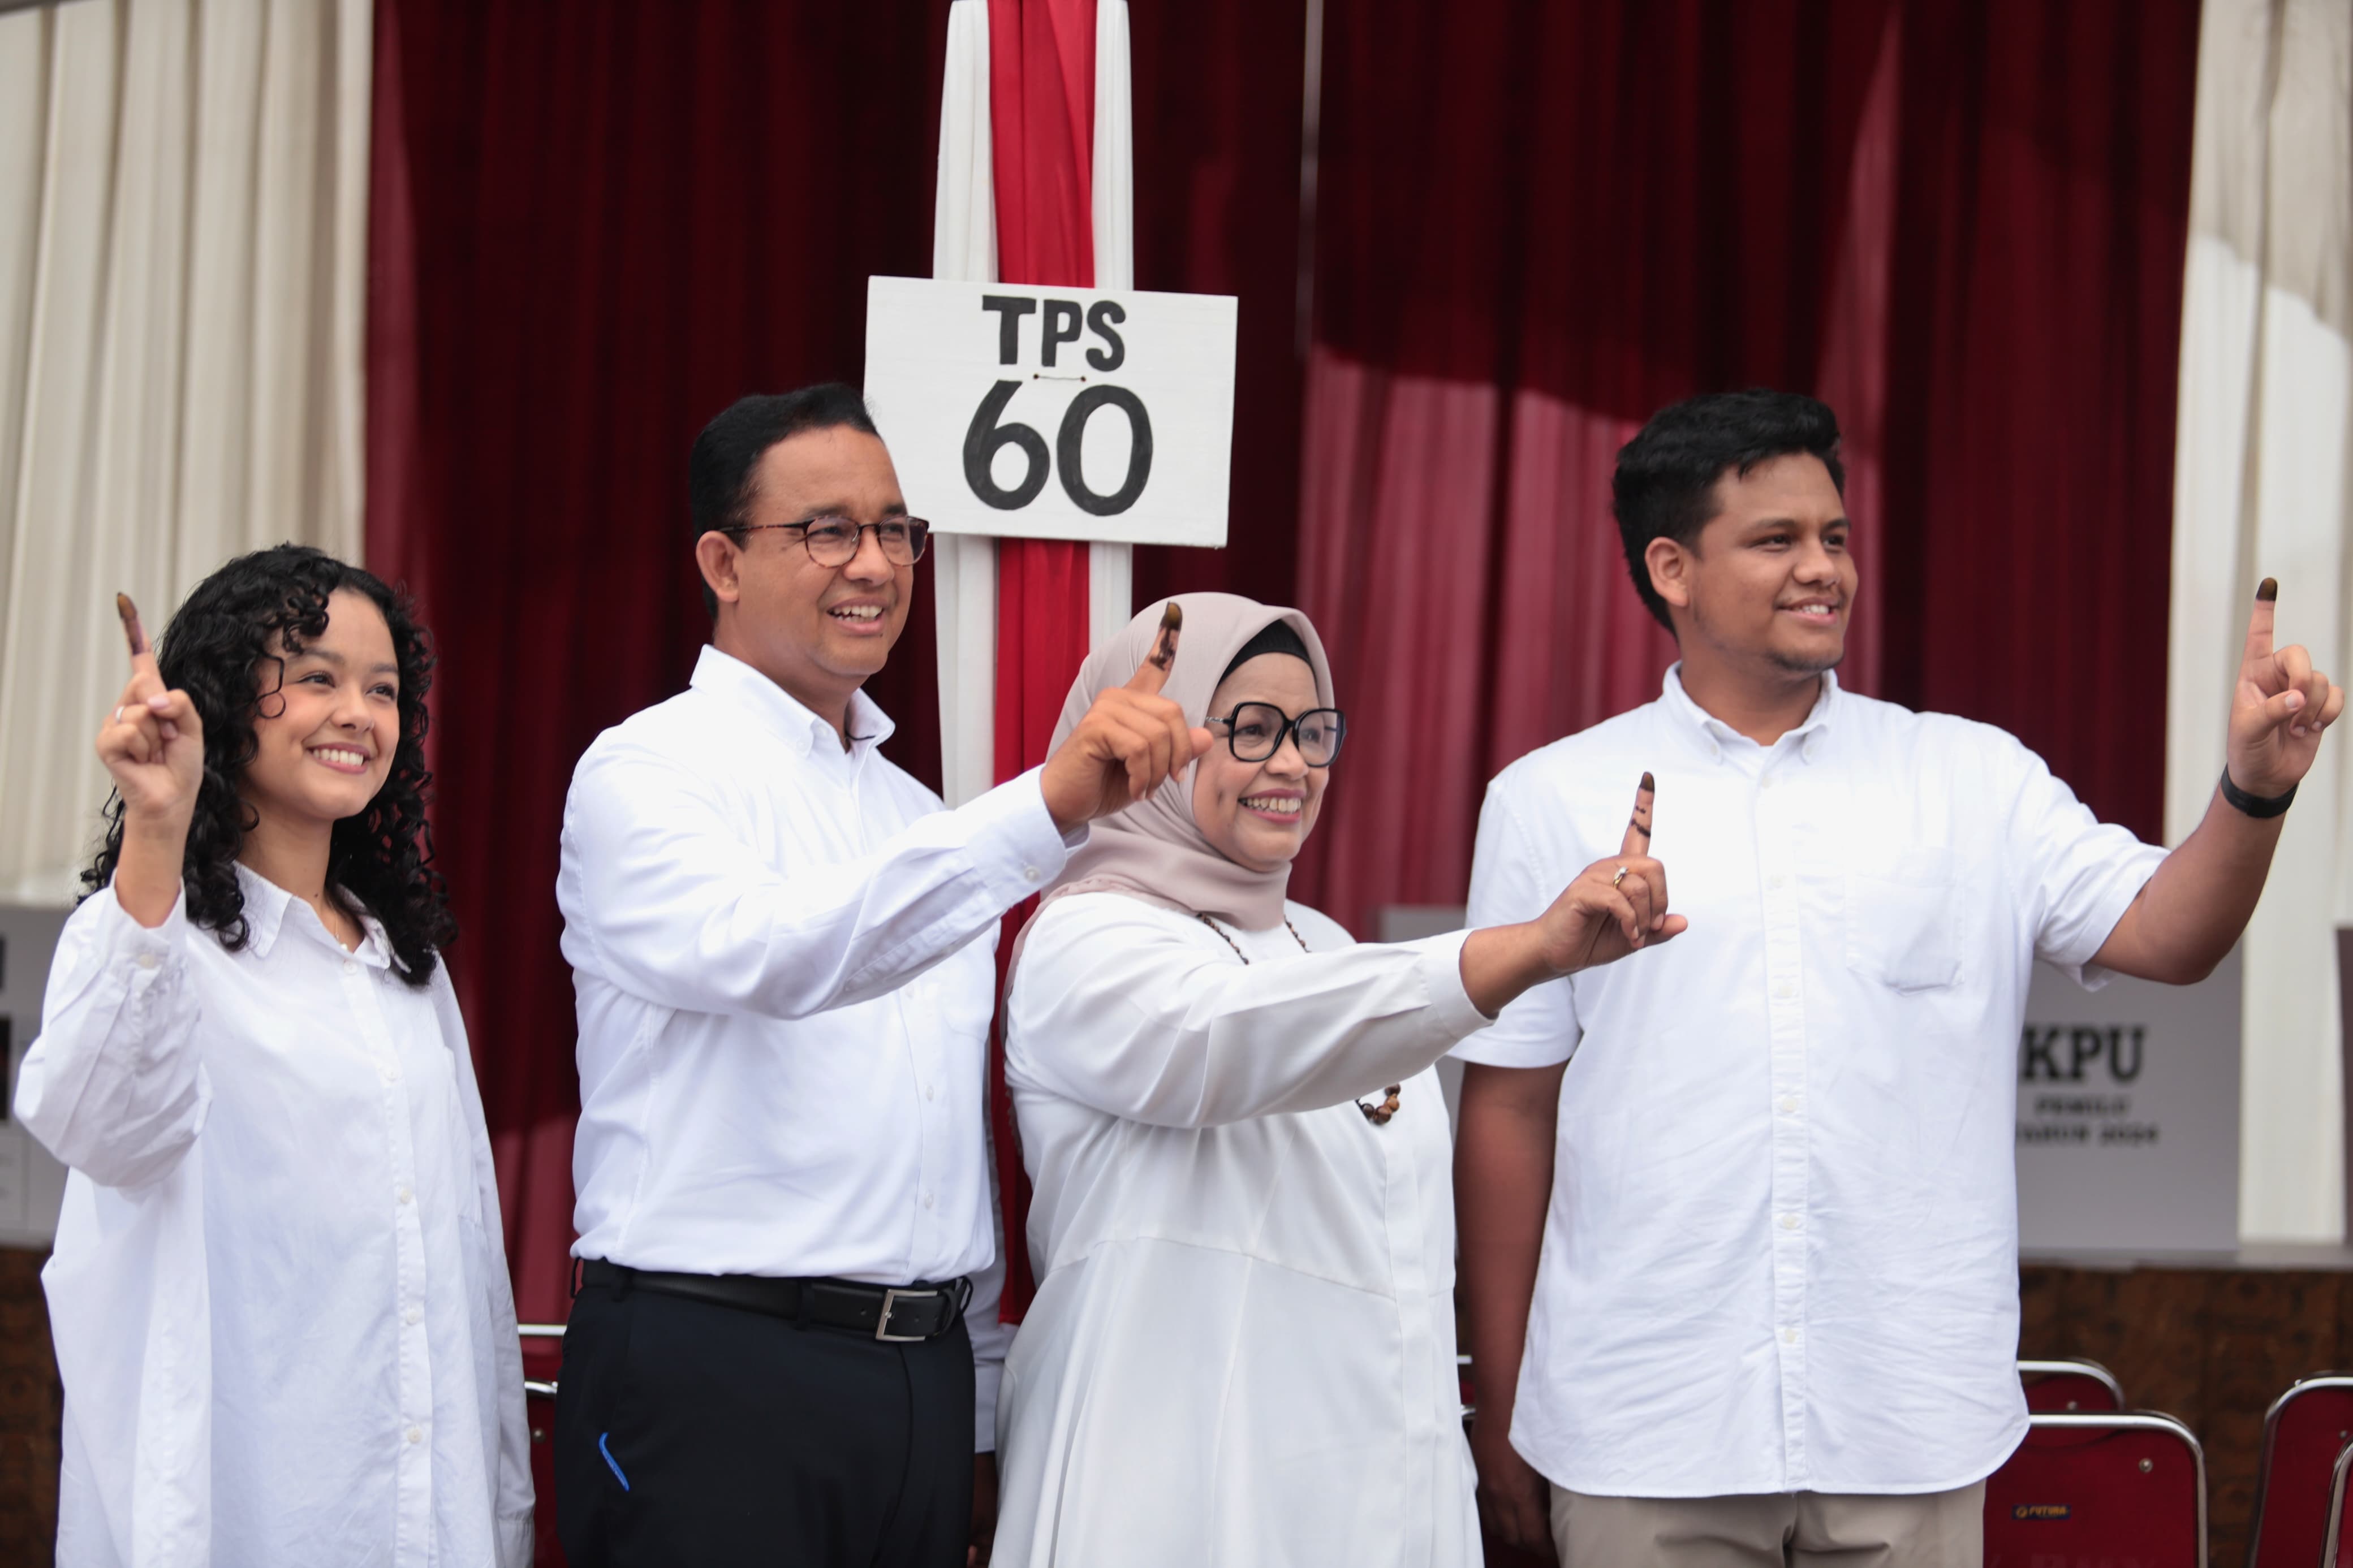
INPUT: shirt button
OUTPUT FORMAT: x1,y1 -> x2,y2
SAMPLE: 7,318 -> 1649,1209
381,1064 -> 402,1083
1760,775 -> 1777,791
923,1191 -> 936,1210
135,951 -> 159,971
397,1185 -> 413,1205
1766,872 -> 1789,891
1782,1327 -> 1799,1345
924,1084 -> 937,1102
405,1426 -> 423,1445
342,959 -> 357,977
1778,1096 -> 1800,1115
1780,1213 -> 1801,1230
1022,865 -> 1042,882
404,1305 -> 423,1326
1772,980 -> 1795,1000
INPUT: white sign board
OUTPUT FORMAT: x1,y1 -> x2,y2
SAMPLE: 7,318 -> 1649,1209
2015,949 -> 2241,1254
863,275 -> 1238,546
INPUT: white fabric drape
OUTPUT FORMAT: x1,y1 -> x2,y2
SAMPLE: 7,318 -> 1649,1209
2166,0 -> 2352,1241
0,0 -> 371,904
929,0 -> 1137,808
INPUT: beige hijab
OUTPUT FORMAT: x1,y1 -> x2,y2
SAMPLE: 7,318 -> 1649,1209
1038,592 -> 1336,932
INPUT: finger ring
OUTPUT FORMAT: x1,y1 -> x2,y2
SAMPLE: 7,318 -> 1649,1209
111,706 -> 125,723
1611,865 -> 1628,887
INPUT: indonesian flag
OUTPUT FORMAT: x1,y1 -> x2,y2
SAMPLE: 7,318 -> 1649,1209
931,0 -> 1136,1321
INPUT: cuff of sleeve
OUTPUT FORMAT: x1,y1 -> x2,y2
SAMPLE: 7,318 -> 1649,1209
961,767 -> 1083,902
495,1509 -> 534,1568
102,882 -> 188,960
1447,1017 -> 1579,1069
1410,930 -> 1492,1043
973,1359 -> 1003,1453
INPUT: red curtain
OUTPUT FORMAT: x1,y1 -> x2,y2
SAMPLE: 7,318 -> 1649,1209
365,0 -> 956,1327
1290,0 -> 2200,939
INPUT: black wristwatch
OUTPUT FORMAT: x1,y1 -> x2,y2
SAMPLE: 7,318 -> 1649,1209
2218,767 -> 2297,819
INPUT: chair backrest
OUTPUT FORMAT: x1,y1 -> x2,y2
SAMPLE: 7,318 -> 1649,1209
2248,1376 -> 2353,1567
519,1324 -> 567,1568
2020,1358 -> 2127,1414
1983,1411 -> 2206,1568
2321,1441 -> 2353,1568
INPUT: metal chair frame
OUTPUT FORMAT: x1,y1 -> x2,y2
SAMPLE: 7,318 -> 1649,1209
2019,1357 -> 2127,1410
2321,1440 -> 2353,1567
1997,1410 -> 2208,1568
2248,1375 -> 2353,1567
519,1323 -> 564,1401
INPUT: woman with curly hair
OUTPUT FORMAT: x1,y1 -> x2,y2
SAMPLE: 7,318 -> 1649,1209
15,545 -> 532,1566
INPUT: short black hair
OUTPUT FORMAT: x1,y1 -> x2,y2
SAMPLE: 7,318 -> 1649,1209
687,383 -> 881,619
1612,388 -> 1845,632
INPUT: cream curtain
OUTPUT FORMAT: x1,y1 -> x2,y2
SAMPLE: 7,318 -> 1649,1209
0,0 -> 372,905
2167,0 -> 2352,1241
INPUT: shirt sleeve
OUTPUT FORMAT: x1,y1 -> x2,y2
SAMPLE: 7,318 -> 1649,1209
559,746 -> 1077,1020
1450,776 -> 1583,1068
13,887 -> 213,1190
2002,734 -> 2167,989
1007,896 -> 1489,1129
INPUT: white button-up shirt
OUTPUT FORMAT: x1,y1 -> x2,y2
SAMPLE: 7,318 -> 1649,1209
558,647 -> 1074,1434
997,896 -> 1488,1567
17,870 -> 532,1568
1455,667 -> 2165,1497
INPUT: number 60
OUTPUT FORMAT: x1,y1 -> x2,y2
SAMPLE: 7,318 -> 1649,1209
962,379 -> 1154,518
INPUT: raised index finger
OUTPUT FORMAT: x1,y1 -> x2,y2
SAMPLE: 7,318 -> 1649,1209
2243,577 -> 2278,671
117,591 -> 161,686
1619,771 -> 1656,860
1125,601 -> 1183,696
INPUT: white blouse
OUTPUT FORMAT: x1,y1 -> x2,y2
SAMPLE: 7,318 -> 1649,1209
15,869 -> 532,1568
994,893 -> 1490,1568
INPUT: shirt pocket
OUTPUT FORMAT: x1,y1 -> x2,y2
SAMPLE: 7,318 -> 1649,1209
1845,845 -> 1963,992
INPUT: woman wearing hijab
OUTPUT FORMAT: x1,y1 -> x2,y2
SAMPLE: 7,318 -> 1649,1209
989,594 -> 1679,1567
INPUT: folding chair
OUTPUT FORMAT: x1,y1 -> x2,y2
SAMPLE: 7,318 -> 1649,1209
2249,1375 -> 2353,1567
2020,1358 -> 2126,1413
1982,1411 -> 2205,1568
519,1323 -> 568,1568
2320,1440 -> 2353,1568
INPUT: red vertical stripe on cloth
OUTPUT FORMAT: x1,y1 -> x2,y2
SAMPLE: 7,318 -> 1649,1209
986,0 -> 1100,1324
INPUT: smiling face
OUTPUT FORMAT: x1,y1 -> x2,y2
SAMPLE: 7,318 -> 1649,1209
696,424 -> 914,730
1645,451 -> 1855,678
238,588 -> 401,832
1190,652 -> 1330,873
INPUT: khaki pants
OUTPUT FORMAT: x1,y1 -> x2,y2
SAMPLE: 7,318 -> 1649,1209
1552,1481 -> 1985,1567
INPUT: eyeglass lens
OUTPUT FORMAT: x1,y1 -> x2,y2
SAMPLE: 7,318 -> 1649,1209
802,516 -> 929,566
1225,703 -> 1344,765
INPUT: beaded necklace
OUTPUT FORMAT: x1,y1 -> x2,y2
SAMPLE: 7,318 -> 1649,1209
1195,912 -> 1403,1126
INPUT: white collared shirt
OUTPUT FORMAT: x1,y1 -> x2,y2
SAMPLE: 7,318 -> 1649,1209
1455,666 -> 2165,1498
558,646 -> 1075,1434
17,868 -> 532,1568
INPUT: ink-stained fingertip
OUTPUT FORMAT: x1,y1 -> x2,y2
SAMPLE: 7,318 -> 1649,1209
1640,771 -> 1655,792
116,591 -> 137,622
1160,601 -> 1183,632
2258,577 -> 2279,602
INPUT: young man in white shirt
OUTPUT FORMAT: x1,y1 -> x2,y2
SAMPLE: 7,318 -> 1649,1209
551,384 -> 1207,1568
1454,388 -> 2343,1566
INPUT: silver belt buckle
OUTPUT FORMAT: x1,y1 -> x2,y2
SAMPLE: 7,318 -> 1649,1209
875,1286 -> 940,1342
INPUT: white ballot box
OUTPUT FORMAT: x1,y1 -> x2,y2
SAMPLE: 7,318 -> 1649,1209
2014,949 -> 2241,1255
0,903 -> 68,1247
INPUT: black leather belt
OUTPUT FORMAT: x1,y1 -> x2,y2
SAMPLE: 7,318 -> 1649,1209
578,1259 -> 971,1343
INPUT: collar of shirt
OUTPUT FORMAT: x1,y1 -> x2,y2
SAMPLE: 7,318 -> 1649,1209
1660,660 -> 1840,773
232,862 -> 393,969
689,643 -> 895,762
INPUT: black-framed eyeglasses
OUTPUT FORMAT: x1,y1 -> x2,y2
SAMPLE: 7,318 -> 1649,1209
1208,702 -> 1347,766
731,515 -> 931,567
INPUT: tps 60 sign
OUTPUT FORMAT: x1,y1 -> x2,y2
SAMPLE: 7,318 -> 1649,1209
864,276 -> 1238,547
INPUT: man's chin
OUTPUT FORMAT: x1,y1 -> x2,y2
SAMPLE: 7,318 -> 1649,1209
1767,637 -> 1847,677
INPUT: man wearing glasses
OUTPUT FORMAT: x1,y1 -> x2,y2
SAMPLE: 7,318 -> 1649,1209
551,385 -> 1208,1568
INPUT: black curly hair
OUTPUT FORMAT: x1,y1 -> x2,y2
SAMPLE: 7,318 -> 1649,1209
80,545 -> 455,987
